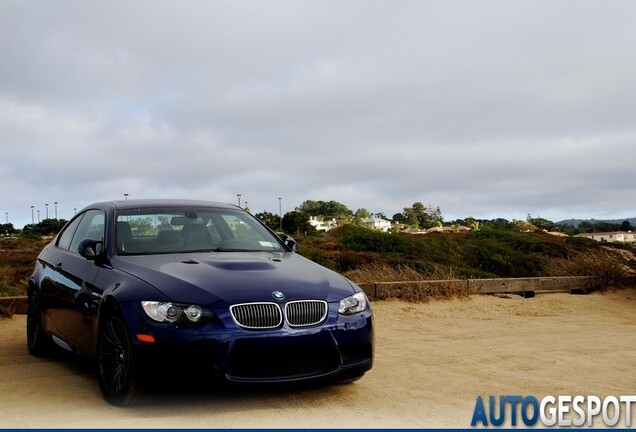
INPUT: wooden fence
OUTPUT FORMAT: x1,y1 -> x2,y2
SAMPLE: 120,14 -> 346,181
358,276 -> 599,300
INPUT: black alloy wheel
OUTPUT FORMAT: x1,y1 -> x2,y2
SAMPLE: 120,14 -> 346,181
26,288 -> 50,356
97,314 -> 143,406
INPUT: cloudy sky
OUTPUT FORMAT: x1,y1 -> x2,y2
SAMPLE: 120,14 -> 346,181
2,1 -> 635,228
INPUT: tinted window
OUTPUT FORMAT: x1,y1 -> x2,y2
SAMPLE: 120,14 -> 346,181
69,210 -> 105,253
57,214 -> 85,251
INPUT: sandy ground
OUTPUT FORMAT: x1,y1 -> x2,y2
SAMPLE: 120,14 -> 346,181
1,289 -> 635,428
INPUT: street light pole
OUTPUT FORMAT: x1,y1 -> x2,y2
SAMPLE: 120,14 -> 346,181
278,197 -> 282,231
237,194 -> 242,207
45,203 -> 49,219
54,201 -> 58,219
37,210 -> 40,223
31,206 -> 35,224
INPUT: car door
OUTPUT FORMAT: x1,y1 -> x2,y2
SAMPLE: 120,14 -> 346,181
45,209 -> 105,353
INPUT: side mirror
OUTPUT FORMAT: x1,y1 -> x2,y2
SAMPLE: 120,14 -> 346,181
78,239 -> 104,260
280,234 -> 299,252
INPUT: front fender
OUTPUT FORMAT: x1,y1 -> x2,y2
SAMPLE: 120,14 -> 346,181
91,268 -> 170,354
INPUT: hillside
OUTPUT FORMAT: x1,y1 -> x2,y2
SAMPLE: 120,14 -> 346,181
298,225 -> 636,286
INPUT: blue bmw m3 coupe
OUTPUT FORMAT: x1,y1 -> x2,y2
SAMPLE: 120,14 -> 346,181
27,199 -> 374,405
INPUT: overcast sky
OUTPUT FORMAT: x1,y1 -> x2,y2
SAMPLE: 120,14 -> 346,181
2,1 -> 636,228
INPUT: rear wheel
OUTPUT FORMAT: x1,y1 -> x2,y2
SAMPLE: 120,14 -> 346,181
26,288 -> 50,356
97,313 -> 144,406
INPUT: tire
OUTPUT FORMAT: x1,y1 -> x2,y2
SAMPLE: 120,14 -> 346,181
26,288 -> 51,356
97,313 -> 144,406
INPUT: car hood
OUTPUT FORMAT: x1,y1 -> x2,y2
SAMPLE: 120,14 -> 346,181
111,252 -> 357,307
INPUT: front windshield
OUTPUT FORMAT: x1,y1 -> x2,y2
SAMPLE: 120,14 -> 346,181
115,207 -> 284,255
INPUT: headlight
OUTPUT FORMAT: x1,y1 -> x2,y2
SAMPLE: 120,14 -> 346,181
338,292 -> 368,315
141,301 -> 214,323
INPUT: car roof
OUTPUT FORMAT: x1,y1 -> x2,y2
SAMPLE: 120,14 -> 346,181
80,199 -> 239,213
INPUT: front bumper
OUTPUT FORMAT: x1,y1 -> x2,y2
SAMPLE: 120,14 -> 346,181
119,301 -> 374,383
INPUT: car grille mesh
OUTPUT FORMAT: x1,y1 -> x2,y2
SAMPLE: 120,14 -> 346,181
227,334 -> 340,380
285,300 -> 328,327
230,303 -> 282,329
230,300 -> 328,329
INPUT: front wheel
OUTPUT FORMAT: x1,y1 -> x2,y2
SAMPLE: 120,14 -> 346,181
26,288 -> 51,356
97,313 -> 144,406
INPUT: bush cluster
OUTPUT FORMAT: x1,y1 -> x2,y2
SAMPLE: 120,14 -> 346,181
298,225 -> 635,289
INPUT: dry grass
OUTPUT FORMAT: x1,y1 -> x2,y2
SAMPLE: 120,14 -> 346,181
0,237 -> 48,297
342,263 -> 425,284
373,279 -> 470,302
343,262 -> 470,302
544,249 -> 632,289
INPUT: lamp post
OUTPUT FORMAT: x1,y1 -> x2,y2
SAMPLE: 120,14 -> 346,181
37,209 -> 40,223
54,202 -> 58,219
45,203 -> 49,219
74,208 -> 77,215
278,197 -> 282,231
237,194 -> 242,207
30,206 -> 35,224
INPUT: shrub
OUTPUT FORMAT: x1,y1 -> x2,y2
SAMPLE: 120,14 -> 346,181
545,250 -> 630,289
298,245 -> 339,272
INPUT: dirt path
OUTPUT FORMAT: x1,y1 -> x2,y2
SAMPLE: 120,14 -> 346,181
1,289 -> 635,428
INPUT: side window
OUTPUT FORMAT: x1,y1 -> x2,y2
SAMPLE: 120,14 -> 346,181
57,214 -> 85,251
69,210 -> 105,253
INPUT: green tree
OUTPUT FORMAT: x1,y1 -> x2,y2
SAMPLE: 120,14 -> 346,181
593,221 -> 618,232
419,205 -> 443,229
402,206 -> 420,227
282,211 -> 317,235
297,200 -> 352,220
487,218 -> 512,230
392,213 -> 406,224
22,219 -> 68,236
402,202 -> 443,229
0,223 -> 17,235
620,220 -> 632,232
353,208 -> 371,225
527,216 -> 556,231
255,212 -> 281,231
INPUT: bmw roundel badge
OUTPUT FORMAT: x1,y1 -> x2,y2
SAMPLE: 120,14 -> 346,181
272,291 -> 285,300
